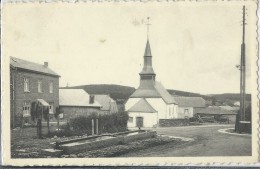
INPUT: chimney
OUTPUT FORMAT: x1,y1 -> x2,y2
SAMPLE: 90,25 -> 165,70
44,62 -> 48,67
89,95 -> 95,104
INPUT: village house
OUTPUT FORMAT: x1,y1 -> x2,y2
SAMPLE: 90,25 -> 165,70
125,39 -> 178,128
10,56 -> 60,128
94,95 -> 118,114
173,96 -> 206,118
59,89 -> 102,120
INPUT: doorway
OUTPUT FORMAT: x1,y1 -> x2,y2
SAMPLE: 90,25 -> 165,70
136,117 -> 143,128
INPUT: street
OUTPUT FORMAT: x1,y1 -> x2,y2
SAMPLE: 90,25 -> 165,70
120,124 -> 251,157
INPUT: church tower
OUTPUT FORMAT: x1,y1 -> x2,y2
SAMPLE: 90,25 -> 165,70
130,18 -> 161,98
138,40 -> 156,88
125,17 -> 177,128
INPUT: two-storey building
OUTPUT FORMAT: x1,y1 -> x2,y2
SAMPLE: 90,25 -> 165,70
10,56 -> 60,128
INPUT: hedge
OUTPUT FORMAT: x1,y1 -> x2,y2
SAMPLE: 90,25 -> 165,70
69,111 -> 129,136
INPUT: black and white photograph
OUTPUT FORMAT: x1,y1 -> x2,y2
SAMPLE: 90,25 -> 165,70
1,0 -> 259,166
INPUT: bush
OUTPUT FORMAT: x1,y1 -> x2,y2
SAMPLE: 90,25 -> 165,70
69,111 -> 128,135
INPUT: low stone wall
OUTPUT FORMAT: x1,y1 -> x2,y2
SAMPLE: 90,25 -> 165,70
58,130 -> 157,154
159,119 -> 189,127
60,136 -> 121,154
123,131 -> 157,143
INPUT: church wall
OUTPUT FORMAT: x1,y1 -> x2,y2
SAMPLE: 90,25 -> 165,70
127,112 -> 158,128
146,98 -> 167,119
166,104 -> 178,119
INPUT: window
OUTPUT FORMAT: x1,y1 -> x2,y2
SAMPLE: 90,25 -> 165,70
23,102 -> 30,117
49,103 -> 54,114
24,77 -> 29,92
59,113 -> 64,119
49,82 -> 53,93
128,117 -> 133,123
38,80 -> 42,93
184,109 -> 189,118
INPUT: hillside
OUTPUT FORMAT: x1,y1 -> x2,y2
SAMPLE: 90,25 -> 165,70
209,93 -> 251,101
167,89 -> 211,100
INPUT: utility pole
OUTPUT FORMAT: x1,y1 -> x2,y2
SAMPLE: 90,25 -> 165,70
240,5 -> 246,121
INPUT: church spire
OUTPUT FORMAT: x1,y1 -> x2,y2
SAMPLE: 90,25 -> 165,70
144,40 -> 152,57
139,17 -> 156,79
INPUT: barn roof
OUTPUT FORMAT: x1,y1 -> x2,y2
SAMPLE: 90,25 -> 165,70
173,96 -> 206,107
94,95 -> 118,112
194,107 -> 237,115
10,56 -> 59,77
127,98 -> 157,113
59,89 -> 101,107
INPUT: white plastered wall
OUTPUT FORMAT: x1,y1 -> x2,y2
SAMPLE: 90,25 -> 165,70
146,98 -> 167,119
127,112 -> 158,128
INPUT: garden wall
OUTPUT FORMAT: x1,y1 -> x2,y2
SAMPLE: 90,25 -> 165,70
159,119 -> 189,127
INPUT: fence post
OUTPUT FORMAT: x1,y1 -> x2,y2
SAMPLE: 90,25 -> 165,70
92,119 -> 94,135
96,119 -> 98,135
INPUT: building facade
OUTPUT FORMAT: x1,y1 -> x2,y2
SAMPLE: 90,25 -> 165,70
10,57 -> 60,128
173,96 -> 206,118
125,39 -> 178,128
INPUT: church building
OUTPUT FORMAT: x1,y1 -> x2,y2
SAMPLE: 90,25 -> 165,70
125,32 -> 178,128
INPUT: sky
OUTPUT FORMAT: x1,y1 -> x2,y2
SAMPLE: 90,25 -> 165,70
3,2 -> 257,95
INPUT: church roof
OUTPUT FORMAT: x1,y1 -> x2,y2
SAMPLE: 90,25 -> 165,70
130,81 -> 177,104
154,82 -> 177,104
127,98 -> 157,113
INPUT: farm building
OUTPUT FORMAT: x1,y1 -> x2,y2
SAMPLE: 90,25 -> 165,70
59,89 -> 102,120
125,39 -> 178,128
173,97 -> 206,118
194,106 -> 237,123
94,95 -> 118,114
10,56 -> 60,128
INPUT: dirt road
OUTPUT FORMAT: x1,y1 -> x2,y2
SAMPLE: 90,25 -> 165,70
120,124 -> 251,157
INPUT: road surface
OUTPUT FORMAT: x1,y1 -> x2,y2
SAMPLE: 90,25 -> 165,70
120,124 -> 251,157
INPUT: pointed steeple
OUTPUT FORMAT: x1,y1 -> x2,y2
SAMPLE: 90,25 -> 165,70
140,40 -> 155,75
144,40 -> 152,57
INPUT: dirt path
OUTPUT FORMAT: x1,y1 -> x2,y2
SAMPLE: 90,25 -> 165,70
119,125 -> 251,157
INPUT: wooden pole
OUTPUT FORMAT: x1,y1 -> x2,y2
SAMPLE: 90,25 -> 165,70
96,119 -> 98,135
92,119 -> 94,135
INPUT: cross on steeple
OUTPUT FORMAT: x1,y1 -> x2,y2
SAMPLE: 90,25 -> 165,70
146,17 -> 151,39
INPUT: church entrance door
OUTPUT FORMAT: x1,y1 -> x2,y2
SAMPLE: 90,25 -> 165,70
136,117 -> 143,128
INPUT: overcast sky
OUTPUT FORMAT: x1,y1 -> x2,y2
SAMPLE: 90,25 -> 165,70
3,2 -> 257,94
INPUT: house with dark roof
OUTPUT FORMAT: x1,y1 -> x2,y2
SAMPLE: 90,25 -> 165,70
173,96 -> 206,118
59,89 -> 102,120
10,56 -> 60,128
194,106 -> 237,123
125,38 -> 178,128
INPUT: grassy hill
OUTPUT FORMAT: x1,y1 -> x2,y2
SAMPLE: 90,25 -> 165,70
209,93 -> 251,101
61,84 -> 251,106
